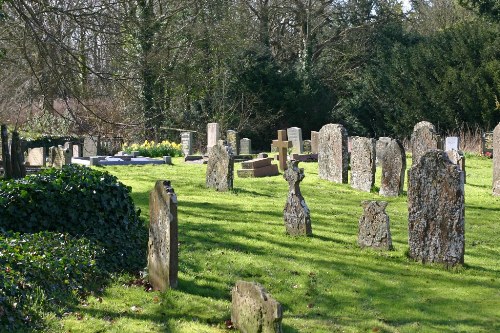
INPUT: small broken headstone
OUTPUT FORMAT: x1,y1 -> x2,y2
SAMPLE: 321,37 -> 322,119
231,281 -> 283,333
283,160 -> 311,236
206,142 -> 234,191
358,201 -> 393,250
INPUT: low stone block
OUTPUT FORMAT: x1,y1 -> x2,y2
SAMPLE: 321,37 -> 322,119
241,158 -> 272,169
238,164 -> 279,178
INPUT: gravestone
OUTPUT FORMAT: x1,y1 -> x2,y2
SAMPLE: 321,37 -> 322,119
446,149 -> 466,184
238,157 -> 279,178
358,201 -> 393,250
181,132 -> 193,156
445,136 -> 460,151
26,147 -> 46,166
48,146 -> 70,168
303,140 -> 312,153
287,127 -> 303,154
207,123 -> 220,154
231,281 -> 283,333
482,131 -> 494,155
410,121 -> 440,166
83,136 -> 98,157
240,138 -> 252,155
493,123 -> 500,196
375,137 -> 391,166
283,160 -> 311,236
148,180 -> 178,291
206,142 -> 234,191
227,130 -> 239,155
310,131 -> 319,154
380,139 -> 406,197
408,150 -> 465,266
271,130 -> 292,171
73,143 -> 82,158
350,137 -> 376,192
318,124 -> 348,183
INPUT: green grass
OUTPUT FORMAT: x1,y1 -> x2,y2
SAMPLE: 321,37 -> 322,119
55,155 -> 499,333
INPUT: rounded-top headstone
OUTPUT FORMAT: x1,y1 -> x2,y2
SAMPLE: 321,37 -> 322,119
410,121 -> 440,166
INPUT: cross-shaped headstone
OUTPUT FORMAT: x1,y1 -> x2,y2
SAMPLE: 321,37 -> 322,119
272,130 -> 292,171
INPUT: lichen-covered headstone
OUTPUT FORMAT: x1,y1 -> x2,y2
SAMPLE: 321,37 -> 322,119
493,123 -> 500,196
227,130 -> 239,155
408,150 -> 465,266
148,180 -> 178,291
358,201 -> 393,250
375,137 -> 391,166
350,137 -> 376,192
231,281 -> 283,333
206,142 -> 234,191
380,139 -> 406,196
410,121 -> 440,166
318,124 -> 348,183
283,160 -> 311,236
48,146 -> 70,168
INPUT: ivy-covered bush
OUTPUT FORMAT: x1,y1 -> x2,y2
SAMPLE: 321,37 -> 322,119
0,164 -> 146,272
122,139 -> 183,157
0,231 -> 104,331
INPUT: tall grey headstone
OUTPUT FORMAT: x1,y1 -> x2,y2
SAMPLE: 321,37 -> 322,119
358,201 -> 393,250
180,132 -> 193,156
310,131 -> 319,154
240,138 -> 251,155
286,127 -> 303,154
350,136 -> 376,192
445,136 -> 460,151
83,136 -> 99,157
318,124 -> 348,183
283,160 -> 311,236
206,142 -> 234,191
148,180 -> 178,291
380,139 -> 406,197
408,150 -> 465,266
410,121 -> 440,166
493,123 -> 500,196
227,130 -> 239,156
207,123 -> 220,154
375,137 -> 391,166
231,281 -> 283,333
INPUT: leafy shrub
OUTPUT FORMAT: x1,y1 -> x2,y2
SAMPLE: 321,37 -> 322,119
0,231 -> 104,331
0,164 -> 146,273
122,140 -> 183,157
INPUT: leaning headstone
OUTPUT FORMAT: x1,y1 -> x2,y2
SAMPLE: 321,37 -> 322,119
318,124 -> 348,183
445,136 -> 460,151
148,180 -> 178,291
227,130 -> 239,156
240,138 -> 252,155
380,139 -> 406,197
410,121 -> 440,166
180,132 -> 193,156
358,201 -> 393,250
287,127 -> 304,154
408,150 -> 465,266
310,131 -> 319,154
231,281 -> 283,333
271,130 -> 292,171
283,160 -> 311,236
493,123 -> 500,196
207,122 -> 220,154
206,142 -> 234,191
350,136 -> 376,192
375,137 -> 391,166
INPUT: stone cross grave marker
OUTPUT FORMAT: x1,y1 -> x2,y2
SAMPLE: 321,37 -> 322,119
240,138 -> 251,155
231,281 -> 283,333
408,150 -> 465,266
283,160 -> 311,236
410,121 -> 440,166
207,122 -> 220,154
227,130 -> 239,155
272,130 -> 292,171
311,131 -> 319,154
493,123 -> 500,195
318,123 -> 348,183
350,136 -> 376,192
148,180 -> 178,291
445,136 -> 460,151
206,142 -> 234,191
358,201 -> 393,250
380,139 -> 406,197
287,127 -> 303,154
181,132 -> 193,156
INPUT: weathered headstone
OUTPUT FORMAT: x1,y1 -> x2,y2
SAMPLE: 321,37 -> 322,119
207,123 -> 220,154
238,157 -> 279,178
148,180 -> 178,291
180,132 -> 193,156
358,201 -> 393,250
410,121 -> 440,166
240,138 -> 252,155
231,281 -> 283,333
380,139 -> 406,197
303,140 -> 312,153
375,137 -> 391,166
493,123 -> 500,196
227,130 -> 240,156
83,136 -> 99,157
26,147 -> 45,166
271,130 -> 292,171
48,146 -> 70,168
206,142 -> 234,191
310,131 -> 319,154
408,150 -> 465,266
73,143 -> 82,158
445,136 -> 460,151
350,136 -> 376,192
318,124 -> 348,183
482,131 -> 494,156
283,160 -> 311,236
286,127 -> 303,154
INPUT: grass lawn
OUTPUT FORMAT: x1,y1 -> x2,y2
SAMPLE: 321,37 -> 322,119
56,155 -> 499,333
